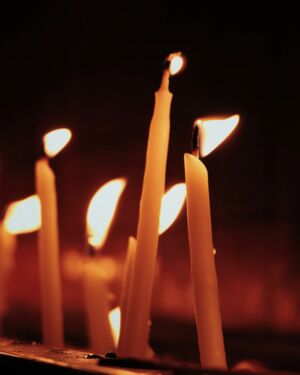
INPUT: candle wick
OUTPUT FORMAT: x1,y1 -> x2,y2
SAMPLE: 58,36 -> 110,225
87,244 -> 96,257
192,123 -> 200,159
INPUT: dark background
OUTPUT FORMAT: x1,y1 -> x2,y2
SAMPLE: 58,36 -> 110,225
0,0 -> 300,368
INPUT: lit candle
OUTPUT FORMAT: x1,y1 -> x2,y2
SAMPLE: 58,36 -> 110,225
35,128 -> 71,346
0,226 -> 15,337
122,53 -> 184,358
118,235 -> 136,349
119,182 -> 186,356
84,178 -> 126,353
184,115 -> 239,369
0,195 -> 41,336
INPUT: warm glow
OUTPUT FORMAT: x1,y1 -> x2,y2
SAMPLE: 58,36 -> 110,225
43,128 -> 72,157
3,195 -> 41,235
169,53 -> 184,75
86,178 -> 127,250
109,307 -> 121,347
159,183 -> 186,235
196,114 -> 240,157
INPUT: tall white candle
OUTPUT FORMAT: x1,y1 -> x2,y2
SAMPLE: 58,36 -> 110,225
184,153 -> 226,369
35,158 -> 64,347
184,115 -> 239,368
0,225 -> 15,337
121,54 -> 184,357
35,128 -> 72,346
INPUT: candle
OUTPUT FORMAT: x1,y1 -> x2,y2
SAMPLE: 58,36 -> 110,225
0,226 -> 15,336
121,53 -> 184,358
0,195 -> 41,336
119,235 -> 136,350
83,260 -> 115,353
119,182 -> 186,356
85,178 -> 126,353
35,128 -> 72,347
184,115 -> 239,368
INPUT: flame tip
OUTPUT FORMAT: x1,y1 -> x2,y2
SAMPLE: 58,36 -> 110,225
159,183 -> 186,235
196,114 -> 240,157
109,307 -> 121,347
3,195 -> 41,235
43,128 -> 72,157
86,178 -> 127,250
168,52 -> 185,76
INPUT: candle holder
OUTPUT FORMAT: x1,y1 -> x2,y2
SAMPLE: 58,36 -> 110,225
1,338 -> 299,375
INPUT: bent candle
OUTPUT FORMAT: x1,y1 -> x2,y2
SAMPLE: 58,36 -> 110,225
121,53 -> 184,357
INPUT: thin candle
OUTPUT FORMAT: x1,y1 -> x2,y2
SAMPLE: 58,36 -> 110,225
84,178 -> 126,354
184,115 -> 239,369
0,227 -> 15,337
119,181 -> 186,356
0,195 -> 41,336
35,128 -> 71,347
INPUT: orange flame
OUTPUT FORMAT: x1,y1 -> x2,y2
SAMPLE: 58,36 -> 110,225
196,114 -> 240,157
159,183 -> 186,235
86,178 -> 127,250
3,195 -> 41,235
168,53 -> 184,76
43,128 -> 72,157
109,307 -> 121,347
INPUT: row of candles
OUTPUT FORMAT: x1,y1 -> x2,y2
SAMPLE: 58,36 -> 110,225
0,52 -> 239,369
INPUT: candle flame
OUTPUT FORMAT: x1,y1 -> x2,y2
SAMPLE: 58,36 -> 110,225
109,307 -> 121,347
159,183 -> 186,235
196,114 -> 240,157
169,53 -> 184,76
43,128 -> 72,157
3,195 -> 41,234
86,178 -> 127,250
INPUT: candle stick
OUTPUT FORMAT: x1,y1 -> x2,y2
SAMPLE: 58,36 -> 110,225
0,195 -> 41,336
83,255 -> 115,354
84,178 -> 126,353
184,115 -> 239,369
121,53 -> 184,358
35,128 -> 72,347
119,178 -> 186,357
118,235 -> 136,351
0,226 -> 15,337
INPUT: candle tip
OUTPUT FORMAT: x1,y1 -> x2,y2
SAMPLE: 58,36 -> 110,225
192,115 -> 240,157
192,121 -> 201,158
